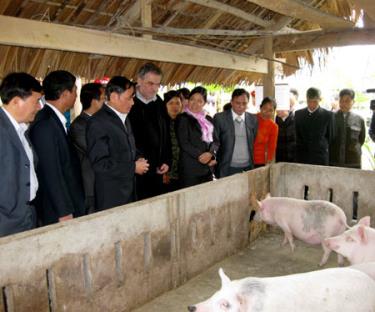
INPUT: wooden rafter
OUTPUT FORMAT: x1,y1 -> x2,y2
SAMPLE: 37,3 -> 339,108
274,27 -> 375,52
353,0 -> 375,22
246,0 -> 354,29
140,0 -> 152,39
0,15 -> 268,73
186,0 -> 273,28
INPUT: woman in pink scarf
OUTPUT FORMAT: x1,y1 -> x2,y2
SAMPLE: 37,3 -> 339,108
176,86 -> 217,187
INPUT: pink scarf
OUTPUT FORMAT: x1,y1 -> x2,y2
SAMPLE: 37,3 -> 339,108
184,106 -> 213,143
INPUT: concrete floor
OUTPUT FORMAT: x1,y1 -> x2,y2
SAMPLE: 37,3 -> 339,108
133,230 -> 345,312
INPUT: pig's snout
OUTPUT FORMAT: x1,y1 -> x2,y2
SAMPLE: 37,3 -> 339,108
188,305 -> 196,312
324,238 -> 338,251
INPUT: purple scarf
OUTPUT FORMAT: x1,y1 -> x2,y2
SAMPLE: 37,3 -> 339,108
184,106 -> 213,143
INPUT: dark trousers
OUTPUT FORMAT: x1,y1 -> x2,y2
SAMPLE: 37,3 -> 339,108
227,166 -> 252,176
181,173 -> 213,188
136,172 -> 164,200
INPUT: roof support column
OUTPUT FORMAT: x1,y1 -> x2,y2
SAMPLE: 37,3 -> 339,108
263,36 -> 275,98
141,0 -> 152,40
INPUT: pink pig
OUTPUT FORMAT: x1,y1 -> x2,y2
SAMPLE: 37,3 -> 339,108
254,195 -> 348,266
325,216 -> 375,264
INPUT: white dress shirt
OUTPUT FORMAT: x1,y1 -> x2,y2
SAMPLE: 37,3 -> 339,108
231,109 -> 245,123
136,90 -> 157,105
45,103 -> 67,133
2,107 -> 38,200
106,103 -> 128,126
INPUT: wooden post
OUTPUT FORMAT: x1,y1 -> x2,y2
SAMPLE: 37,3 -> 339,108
263,36 -> 275,98
141,0 -> 152,40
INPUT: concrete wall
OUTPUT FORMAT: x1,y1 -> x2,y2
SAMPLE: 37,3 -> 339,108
0,167 -> 270,312
271,163 -> 375,225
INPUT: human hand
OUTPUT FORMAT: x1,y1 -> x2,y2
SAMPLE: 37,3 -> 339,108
135,158 -> 150,175
59,214 -> 73,222
156,163 -> 169,174
198,152 -> 212,164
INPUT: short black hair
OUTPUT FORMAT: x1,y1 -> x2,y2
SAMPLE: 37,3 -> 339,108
0,72 -> 42,104
177,87 -> 190,100
189,86 -> 207,102
306,87 -> 321,100
137,63 -> 162,78
43,70 -> 76,101
80,83 -> 102,110
106,76 -> 135,99
231,88 -> 249,101
260,96 -> 276,109
290,88 -> 299,98
339,88 -> 355,100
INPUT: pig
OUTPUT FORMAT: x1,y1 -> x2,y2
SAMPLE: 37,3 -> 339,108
253,195 -> 348,266
187,267 -> 375,312
351,262 -> 375,281
324,216 -> 375,264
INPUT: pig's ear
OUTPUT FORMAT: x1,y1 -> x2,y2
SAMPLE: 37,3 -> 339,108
255,200 -> 262,211
358,225 -> 368,244
219,268 -> 231,288
358,216 -> 371,227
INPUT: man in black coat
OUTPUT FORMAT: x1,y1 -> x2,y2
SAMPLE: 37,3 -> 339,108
275,102 -> 296,163
29,70 -> 85,225
295,87 -> 334,165
0,73 -> 42,237
213,89 -> 258,178
128,63 -> 170,199
69,83 -> 105,214
86,77 -> 149,211
329,89 -> 365,169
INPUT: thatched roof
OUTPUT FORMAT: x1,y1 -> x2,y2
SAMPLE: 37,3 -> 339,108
0,0 -> 373,85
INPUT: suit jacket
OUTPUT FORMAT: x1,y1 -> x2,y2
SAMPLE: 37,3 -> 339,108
213,110 -> 258,178
275,112 -> 296,163
29,105 -> 85,225
176,112 -> 217,180
329,111 -> 365,168
0,109 -> 36,236
86,104 -> 137,211
295,107 -> 334,165
69,112 -> 94,199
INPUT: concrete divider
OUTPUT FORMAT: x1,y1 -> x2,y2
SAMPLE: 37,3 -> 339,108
0,167 -> 269,312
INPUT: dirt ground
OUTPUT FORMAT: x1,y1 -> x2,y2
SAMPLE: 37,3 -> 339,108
133,230 -> 346,312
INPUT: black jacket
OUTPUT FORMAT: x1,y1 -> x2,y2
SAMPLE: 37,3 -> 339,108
176,113 -> 217,181
329,111 -> 365,168
69,112 -> 94,199
275,112 -> 296,163
86,105 -> 137,211
29,105 -> 85,225
295,107 -> 334,165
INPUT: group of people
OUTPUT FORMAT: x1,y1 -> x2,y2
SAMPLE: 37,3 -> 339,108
0,62 -> 367,238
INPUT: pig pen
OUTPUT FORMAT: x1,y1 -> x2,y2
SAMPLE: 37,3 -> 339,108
0,163 -> 374,312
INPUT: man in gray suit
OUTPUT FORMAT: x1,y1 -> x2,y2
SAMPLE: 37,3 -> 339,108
213,89 -> 258,178
0,72 -> 42,237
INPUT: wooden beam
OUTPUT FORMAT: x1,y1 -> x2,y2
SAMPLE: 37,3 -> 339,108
274,27 -> 375,52
0,15 -> 267,73
263,37 -> 275,98
246,0 -> 354,29
186,0 -> 272,28
353,0 -> 375,22
136,26 -> 301,37
140,0 -> 152,39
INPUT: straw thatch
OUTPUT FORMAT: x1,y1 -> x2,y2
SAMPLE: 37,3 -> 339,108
0,0 -> 372,85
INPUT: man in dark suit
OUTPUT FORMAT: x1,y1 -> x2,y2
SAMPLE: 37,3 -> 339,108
330,89 -> 365,169
295,87 -> 334,165
128,63 -> 170,200
0,73 -> 42,237
29,70 -> 85,225
86,76 -> 149,211
213,89 -> 258,178
69,83 -> 105,214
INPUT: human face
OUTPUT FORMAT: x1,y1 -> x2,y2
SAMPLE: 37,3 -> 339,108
231,94 -> 248,116
339,95 -> 354,113
188,93 -> 205,113
109,87 -> 135,114
166,96 -> 183,120
260,102 -> 275,120
137,72 -> 161,101
307,98 -> 320,111
18,91 -> 42,123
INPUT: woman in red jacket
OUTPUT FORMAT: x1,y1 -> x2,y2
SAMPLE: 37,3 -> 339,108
253,97 -> 279,167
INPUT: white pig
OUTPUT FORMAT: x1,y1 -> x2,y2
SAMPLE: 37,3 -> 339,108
188,267 -> 375,312
254,195 -> 348,266
325,216 -> 375,264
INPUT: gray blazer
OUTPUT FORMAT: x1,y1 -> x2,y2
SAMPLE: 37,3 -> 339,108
213,109 -> 258,178
0,108 -> 36,237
